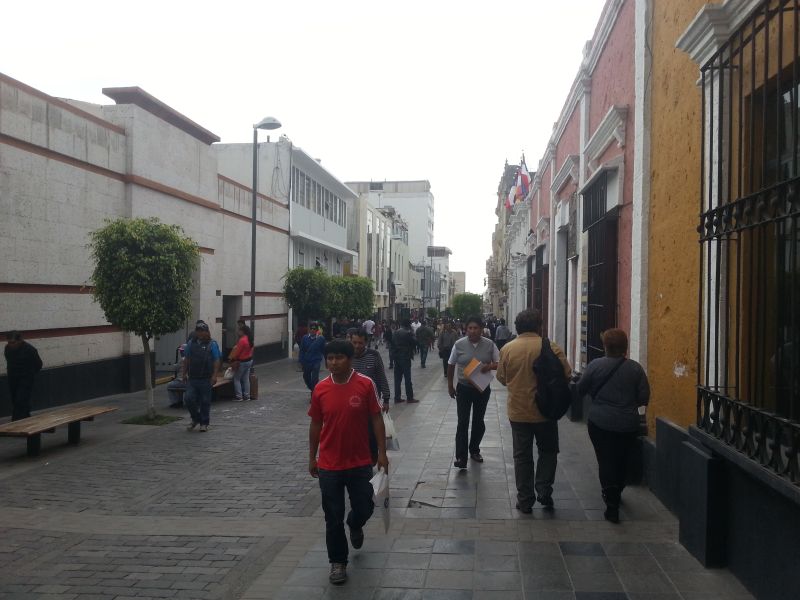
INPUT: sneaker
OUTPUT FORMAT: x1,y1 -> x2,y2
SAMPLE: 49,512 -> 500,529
199,425 -> 209,432
329,563 -> 347,585
232,397 -> 245,402
349,526 -> 364,549
515,502 -> 533,514
538,495 -> 554,509
407,398 -> 420,404
187,422 -> 198,432
604,506 -> 620,524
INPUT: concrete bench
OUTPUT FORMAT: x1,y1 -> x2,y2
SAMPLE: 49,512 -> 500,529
0,405 -> 118,457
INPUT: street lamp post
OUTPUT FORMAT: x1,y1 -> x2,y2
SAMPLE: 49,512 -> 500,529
250,117 -> 282,338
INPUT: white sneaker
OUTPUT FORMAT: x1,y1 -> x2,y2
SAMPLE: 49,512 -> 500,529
232,397 -> 245,402
187,422 -> 198,431
199,425 -> 209,432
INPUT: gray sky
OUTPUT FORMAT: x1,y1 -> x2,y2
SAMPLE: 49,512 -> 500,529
3,0 -> 605,294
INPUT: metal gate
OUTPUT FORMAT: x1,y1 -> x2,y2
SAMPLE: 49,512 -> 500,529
583,172 -> 618,363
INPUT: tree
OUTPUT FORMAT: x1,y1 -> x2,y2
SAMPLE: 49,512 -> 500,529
329,276 -> 375,319
451,292 -> 484,321
283,267 -> 331,322
89,218 -> 199,420
426,307 -> 439,320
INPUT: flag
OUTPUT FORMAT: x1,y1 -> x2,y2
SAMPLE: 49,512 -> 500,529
514,158 -> 530,203
505,185 -> 515,210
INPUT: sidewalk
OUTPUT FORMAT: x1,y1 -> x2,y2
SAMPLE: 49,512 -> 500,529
0,349 -> 753,600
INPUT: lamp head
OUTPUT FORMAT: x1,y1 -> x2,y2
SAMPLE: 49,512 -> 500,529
254,116 -> 282,130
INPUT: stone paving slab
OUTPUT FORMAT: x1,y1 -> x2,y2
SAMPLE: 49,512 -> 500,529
0,350 -> 755,600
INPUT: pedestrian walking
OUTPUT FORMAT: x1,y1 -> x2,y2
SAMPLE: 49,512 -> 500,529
496,309 -> 571,513
3,331 -> 43,421
415,320 -> 434,368
447,316 -> 499,468
384,322 -> 395,368
182,322 -> 221,432
494,318 -> 511,350
349,329 -> 391,464
308,339 -> 388,585
391,319 -> 418,403
577,328 -> 650,523
437,321 -> 459,378
299,323 -> 326,394
228,323 -> 254,402
362,317 -> 375,348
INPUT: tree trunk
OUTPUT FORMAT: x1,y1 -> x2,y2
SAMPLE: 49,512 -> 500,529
142,334 -> 155,420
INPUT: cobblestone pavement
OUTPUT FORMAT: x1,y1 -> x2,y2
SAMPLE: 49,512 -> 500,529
0,348 -> 754,600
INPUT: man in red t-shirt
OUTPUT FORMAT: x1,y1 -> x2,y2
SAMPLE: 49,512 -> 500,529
308,339 -> 388,585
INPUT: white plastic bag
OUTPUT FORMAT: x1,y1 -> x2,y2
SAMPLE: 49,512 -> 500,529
370,467 -> 391,533
222,367 -> 234,380
383,412 -> 400,451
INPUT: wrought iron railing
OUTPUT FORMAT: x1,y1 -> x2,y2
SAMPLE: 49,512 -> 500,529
696,0 -> 800,484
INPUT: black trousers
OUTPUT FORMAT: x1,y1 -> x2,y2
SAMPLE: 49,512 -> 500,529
318,466 -> 374,565
587,420 -> 638,508
8,376 -> 33,421
455,383 -> 490,460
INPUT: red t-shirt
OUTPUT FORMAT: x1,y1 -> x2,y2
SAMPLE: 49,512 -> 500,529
308,370 -> 382,471
231,335 -> 253,361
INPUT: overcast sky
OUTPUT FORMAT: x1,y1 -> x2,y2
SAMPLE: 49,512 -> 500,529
3,0 -> 606,294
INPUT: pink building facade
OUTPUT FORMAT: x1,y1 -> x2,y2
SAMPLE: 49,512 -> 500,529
526,0 -> 638,371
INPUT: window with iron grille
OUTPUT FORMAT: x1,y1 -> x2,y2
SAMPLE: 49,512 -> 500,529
697,0 -> 800,483
582,172 -> 618,363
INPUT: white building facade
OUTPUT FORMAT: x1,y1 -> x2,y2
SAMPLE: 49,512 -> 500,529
0,74 -> 293,415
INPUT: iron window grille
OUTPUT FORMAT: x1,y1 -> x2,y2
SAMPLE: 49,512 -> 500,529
697,0 -> 800,483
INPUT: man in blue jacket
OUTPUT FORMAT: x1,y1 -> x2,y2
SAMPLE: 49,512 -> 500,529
300,323 -> 327,394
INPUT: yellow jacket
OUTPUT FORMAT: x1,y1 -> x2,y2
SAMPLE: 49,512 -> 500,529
496,333 -> 572,423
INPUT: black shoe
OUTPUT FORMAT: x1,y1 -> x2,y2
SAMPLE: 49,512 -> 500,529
395,398 -> 406,403
453,458 -> 467,469
421,365 -> 426,368
349,526 -> 364,549
329,563 -> 347,585
470,453 -> 484,463
515,502 -> 533,514
604,506 -> 620,523
407,398 -> 420,404
538,496 -> 554,509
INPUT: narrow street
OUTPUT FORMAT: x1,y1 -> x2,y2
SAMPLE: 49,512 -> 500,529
0,348 -> 752,600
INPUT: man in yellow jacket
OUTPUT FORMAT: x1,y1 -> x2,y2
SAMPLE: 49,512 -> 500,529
496,309 -> 571,513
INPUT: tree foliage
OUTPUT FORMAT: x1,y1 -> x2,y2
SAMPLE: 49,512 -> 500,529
451,292 -> 484,321
89,217 -> 198,419
90,218 -> 198,337
283,267 -> 331,321
426,307 -> 439,319
331,276 -> 375,319
283,268 -> 374,320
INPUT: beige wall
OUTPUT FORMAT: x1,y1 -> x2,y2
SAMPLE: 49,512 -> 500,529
645,0 -> 707,429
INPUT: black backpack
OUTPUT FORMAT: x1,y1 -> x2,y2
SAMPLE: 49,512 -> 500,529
532,338 -> 572,420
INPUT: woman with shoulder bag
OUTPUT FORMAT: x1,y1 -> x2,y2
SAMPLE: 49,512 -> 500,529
229,324 -> 254,402
577,329 -> 650,523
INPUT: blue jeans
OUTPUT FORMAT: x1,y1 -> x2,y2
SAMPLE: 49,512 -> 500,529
418,345 -> 428,367
318,465 -> 374,564
233,360 -> 253,399
393,358 -> 413,400
303,362 -> 321,392
185,378 -> 212,426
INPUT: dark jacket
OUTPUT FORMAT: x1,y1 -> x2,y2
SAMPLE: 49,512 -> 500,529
391,327 -> 416,362
577,357 -> 650,433
4,341 -> 43,381
299,334 -> 326,366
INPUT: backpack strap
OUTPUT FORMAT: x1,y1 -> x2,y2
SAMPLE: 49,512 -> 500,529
591,358 -> 626,398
